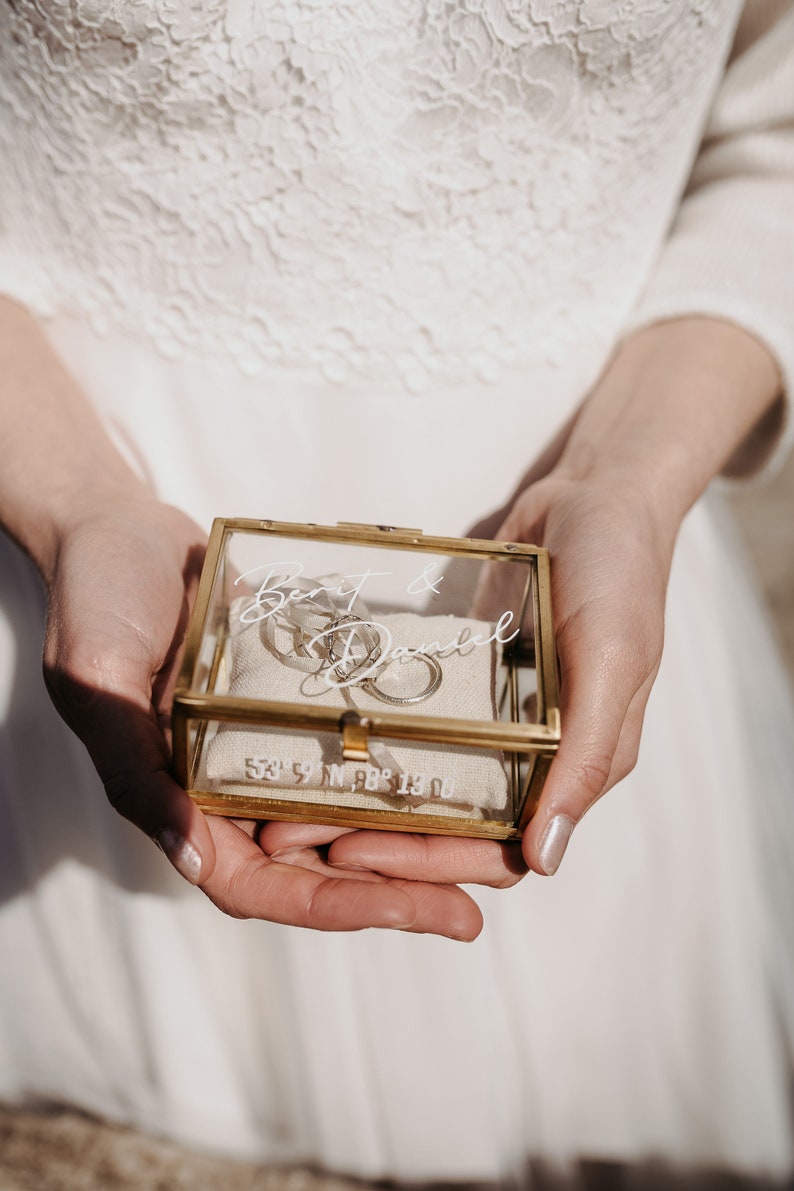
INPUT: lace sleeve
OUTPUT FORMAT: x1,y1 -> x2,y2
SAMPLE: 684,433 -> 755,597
624,0 -> 794,477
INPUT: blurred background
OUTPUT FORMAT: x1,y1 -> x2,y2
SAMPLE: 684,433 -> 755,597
1,458 -> 792,1191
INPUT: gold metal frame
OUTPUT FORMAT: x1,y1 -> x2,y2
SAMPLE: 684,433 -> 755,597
172,518 -> 560,839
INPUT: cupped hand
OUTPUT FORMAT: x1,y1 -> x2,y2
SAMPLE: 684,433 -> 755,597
289,467 -> 675,884
325,315 -> 781,890
42,497 -> 482,938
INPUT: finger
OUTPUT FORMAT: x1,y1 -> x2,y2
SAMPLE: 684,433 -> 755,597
89,696 -> 217,886
257,820 -> 357,858
47,666 -> 216,886
469,489 -> 549,621
328,831 -> 527,889
259,827 -> 488,938
255,839 -> 391,884
204,818 -> 482,939
387,878 -> 484,940
522,611 -> 657,876
204,817 -> 414,929
41,520 -> 216,882
602,667 -> 658,791
150,543 -> 208,736
496,485 -> 547,543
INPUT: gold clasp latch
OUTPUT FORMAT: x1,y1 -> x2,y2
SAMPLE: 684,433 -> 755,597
339,710 -> 372,762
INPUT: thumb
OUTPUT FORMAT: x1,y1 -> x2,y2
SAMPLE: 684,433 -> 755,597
521,625 -> 652,876
45,656 -> 217,886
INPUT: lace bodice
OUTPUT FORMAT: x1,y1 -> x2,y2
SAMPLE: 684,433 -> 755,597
0,1 -> 742,389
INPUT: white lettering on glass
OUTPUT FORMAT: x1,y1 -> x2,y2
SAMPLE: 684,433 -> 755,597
306,611 -> 518,690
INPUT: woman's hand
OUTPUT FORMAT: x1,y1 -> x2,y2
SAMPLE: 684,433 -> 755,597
264,468 -> 672,882
40,496 -> 484,937
0,298 -> 483,937
276,316 -> 783,886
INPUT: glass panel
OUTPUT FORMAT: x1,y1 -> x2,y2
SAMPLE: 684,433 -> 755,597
193,719 -> 515,825
204,526 -> 541,730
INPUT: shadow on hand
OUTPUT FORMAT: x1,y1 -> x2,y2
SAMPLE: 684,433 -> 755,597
0,531 -> 194,905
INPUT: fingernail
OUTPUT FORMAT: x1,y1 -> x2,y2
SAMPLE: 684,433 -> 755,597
537,814 -> 575,876
156,829 -> 202,884
329,861 -> 369,872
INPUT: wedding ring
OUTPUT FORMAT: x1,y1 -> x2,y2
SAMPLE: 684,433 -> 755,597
363,652 -> 442,706
325,614 -> 383,682
261,605 -> 333,673
259,582 -> 444,706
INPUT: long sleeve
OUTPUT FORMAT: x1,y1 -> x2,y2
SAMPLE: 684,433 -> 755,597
626,0 -> 794,475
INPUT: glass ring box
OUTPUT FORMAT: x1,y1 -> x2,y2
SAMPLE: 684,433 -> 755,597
173,519 -> 560,840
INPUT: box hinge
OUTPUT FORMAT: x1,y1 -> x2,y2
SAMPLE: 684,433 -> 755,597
336,521 -> 424,536
339,710 -> 372,762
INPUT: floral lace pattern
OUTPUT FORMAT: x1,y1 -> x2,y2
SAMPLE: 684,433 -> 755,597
0,0 -> 740,389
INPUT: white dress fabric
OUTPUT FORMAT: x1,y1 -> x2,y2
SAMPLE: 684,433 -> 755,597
1,0 -> 794,1183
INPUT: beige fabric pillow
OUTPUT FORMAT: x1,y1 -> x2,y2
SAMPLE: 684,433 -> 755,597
204,606 -> 510,819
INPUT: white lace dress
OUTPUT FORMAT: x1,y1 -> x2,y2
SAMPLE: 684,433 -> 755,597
1,0 -> 794,1182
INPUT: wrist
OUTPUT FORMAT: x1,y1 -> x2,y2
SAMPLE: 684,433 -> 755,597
13,480 -> 158,589
0,297 -> 157,585
554,316 -> 782,524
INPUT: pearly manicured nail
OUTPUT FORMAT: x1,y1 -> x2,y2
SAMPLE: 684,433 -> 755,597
156,829 -> 202,884
537,814 -> 575,876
